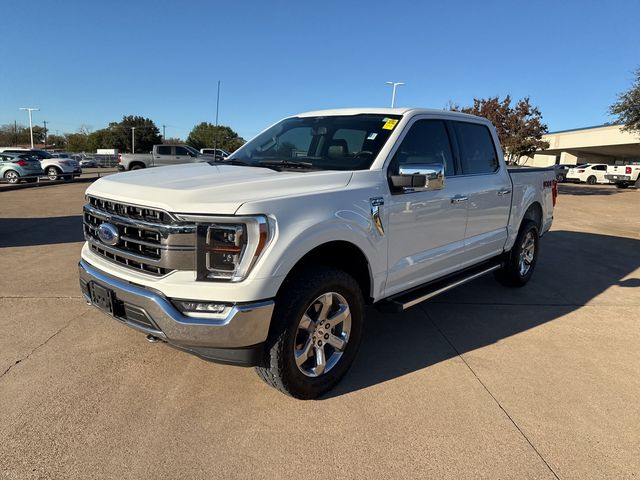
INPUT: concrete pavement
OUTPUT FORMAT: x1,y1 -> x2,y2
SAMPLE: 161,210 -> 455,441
0,182 -> 638,479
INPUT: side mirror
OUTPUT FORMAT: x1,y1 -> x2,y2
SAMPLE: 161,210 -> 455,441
390,163 -> 445,192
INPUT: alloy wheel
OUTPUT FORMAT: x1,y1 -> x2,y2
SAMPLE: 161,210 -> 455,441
294,292 -> 351,378
518,231 -> 536,277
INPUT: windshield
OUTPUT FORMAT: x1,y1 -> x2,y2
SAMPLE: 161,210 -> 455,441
30,149 -> 53,159
229,114 -> 402,171
184,145 -> 200,156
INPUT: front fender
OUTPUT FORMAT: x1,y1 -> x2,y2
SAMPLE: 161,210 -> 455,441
240,190 -> 388,301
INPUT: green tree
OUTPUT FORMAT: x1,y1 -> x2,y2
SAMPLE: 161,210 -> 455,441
450,96 -> 549,165
86,116 -> 162,153
610,67 -> 640,134
66,132 -> 91,152
47,134 -> 67,149
186,123 -> 245,153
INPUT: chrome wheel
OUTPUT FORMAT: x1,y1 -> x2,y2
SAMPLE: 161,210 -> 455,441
46,167 -> 59,181
519,231 -> 536,277
4,170 -> 19,184
294,292 -> 351,378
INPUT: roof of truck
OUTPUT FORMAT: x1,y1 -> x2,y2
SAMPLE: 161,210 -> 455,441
295,107 -> 484,121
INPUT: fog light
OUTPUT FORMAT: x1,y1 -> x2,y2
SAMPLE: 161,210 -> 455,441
173,300 -> 231,317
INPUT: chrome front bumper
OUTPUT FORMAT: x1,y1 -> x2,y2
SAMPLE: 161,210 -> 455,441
78,260 -> 274,366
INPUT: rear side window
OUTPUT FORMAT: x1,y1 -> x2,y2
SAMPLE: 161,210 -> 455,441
454,122 -> 499,175
156,146 -> 172,155
392,120 -> 455,176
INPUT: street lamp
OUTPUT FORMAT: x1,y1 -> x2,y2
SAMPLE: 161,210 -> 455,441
385,82 -> 405,108
19,107 -> 40,148
131,127 -> 136,153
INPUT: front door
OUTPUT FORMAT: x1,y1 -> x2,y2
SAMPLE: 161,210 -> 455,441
385,118 -> 469,296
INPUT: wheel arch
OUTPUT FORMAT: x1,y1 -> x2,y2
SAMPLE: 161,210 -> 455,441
129,161 -> 146,170
276,240 -> 374,304
522,201 -> 542,231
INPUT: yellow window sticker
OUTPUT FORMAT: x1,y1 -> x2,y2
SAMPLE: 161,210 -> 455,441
382,118 -> 399,130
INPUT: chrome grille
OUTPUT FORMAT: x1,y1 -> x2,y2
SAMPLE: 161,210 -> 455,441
83,196 -> 196,277
88,196 -> 172,224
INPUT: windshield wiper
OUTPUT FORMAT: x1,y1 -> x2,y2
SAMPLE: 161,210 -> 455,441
207,159 -> 281,172
257,159 -> 317,169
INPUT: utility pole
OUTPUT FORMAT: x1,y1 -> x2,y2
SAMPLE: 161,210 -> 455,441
19,107 -> 39,148
14,120 -> 17,146
131,127 -> 136,153
214,80 -> 221,157
43,121 -> 48,150
162,124 -> 166,143
215,80 -> 221,126
385,81 -> 405,108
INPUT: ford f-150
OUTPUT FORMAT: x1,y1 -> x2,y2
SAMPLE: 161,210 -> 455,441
79,108 -> 557,399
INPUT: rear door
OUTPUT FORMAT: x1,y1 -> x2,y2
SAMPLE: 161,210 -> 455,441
153,145 -> 174,166
385,118 -> 470,295
591,164 -> 607,183
452,120 -> 512,263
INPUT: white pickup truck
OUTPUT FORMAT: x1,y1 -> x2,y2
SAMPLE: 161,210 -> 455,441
79,108 -> 557,399
605,162 -> 640,188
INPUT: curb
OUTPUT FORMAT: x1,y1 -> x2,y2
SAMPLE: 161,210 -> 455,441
0,176 -> 100,192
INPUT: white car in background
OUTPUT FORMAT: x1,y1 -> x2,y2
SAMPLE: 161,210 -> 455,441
565,164 -> 610,184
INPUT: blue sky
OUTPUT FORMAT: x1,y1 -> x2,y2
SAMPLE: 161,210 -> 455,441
1,0 -> 639,141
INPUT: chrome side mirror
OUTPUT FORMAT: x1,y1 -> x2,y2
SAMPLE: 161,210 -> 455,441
390,163 -> 445,192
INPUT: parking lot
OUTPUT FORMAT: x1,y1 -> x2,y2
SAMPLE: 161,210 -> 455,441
0,181 -> 638,479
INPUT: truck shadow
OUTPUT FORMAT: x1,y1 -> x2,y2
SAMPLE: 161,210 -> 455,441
558,184 -> 631,196
0,216 -> 85,248
324,230 -> 640,399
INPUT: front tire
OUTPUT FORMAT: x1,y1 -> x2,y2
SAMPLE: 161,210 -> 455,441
255,266 -> 364,399
46,166 -> 60,181
495,220 -> 539,288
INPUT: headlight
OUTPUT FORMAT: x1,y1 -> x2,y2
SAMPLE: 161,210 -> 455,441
195,216 -> 270,282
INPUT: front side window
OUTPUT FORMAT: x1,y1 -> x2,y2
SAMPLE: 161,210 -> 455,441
229,114 -> 402,171
454,122 -> 499,175
175,146 -> 189,156
390,120 -> 455,176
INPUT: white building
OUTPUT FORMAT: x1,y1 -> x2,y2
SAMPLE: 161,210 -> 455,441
525,124 -> 640,167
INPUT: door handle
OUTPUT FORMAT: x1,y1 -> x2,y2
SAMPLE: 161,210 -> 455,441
498,189 -> 512,196
451,195 -> 468,204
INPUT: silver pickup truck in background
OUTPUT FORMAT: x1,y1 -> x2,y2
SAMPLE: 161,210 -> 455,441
117,144 -> 213,171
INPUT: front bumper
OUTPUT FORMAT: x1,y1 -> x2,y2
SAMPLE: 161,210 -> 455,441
79,259 -> 274,366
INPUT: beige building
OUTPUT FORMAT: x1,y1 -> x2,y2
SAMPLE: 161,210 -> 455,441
524,124 -> 640,167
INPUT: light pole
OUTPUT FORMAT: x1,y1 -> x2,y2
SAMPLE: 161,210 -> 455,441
19,107 -> 40,148
131,127 -> 136,153
385,82 -> 405,108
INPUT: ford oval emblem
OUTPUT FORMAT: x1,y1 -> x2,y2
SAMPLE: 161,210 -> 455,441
97,223 -> 119,246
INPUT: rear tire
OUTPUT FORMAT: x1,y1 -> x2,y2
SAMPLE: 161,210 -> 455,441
494,220 -> 539,288
586,175 -> 597,185
255,266 -> 364,399
130,164 -> 144,170
617,183 -> 629,189
3,170 -> 19,184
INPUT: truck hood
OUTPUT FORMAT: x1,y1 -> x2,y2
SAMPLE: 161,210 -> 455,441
86,163 -> 353,215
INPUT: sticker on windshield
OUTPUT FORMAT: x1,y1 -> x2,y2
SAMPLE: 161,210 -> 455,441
382,118 -> 399,130
367,132 -> 378,140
